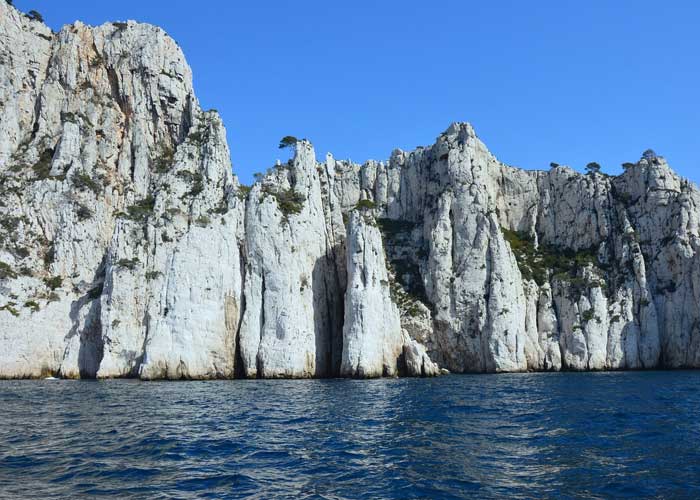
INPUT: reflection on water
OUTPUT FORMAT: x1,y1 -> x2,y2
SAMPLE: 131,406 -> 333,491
1,372 -> 700,498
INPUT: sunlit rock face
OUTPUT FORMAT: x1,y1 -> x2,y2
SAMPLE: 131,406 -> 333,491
330,123 -> 699,374
237,140 -> 346,379
341,210 -> 438,378
0,3 -> 244,379
1,2 -> 700,378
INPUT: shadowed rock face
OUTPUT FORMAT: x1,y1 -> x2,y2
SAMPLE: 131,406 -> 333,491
1,3 -> 699,378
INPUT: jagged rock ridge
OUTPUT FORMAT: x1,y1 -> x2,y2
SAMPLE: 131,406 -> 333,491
1,3 -> 699,378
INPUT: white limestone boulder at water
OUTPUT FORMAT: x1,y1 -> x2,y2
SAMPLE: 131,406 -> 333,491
2,2 -> 700,378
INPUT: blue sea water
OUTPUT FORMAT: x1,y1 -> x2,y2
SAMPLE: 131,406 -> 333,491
1,372 -> 700,499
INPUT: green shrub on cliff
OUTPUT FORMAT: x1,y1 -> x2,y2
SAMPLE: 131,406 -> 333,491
278,136 -> 298,149
26,10 -> 43,22
355,199 -> 376,210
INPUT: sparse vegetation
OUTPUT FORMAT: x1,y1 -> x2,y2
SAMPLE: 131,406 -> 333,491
76,204 -> 92,221
585,162 -> 601,175
187,125 -> 207,145
612,186 -> 634,207
0,214 -> 21,233
208,201 -> 229,215
72,172 -> 101,195
126,196 -> 155,221
276,189 -> 305,216
300,274 -> 309,292
43,276 -> 62,290
642,149 -> 658,162
262,186 -> 305,219
116,258 -> 139,270
278,136 -> 298,149
237,184 -> 251,200
581,309 -> 595,323
32,148 -> 55,179
550,162 -> 560,168
61,111 -> 79,123
377,218 -> 418,240
385,258 -> 428,319
145,271 -> 162,280
621,162 -> 635,170
501,227 -> 600,288
87,283 -> 103,300
89,54 -> 103,67
194,215 -> 210,227
43,244 -> 56,267
375,218 -> 430,315
355,199 -> 376,210
176,171 -> 204,197
0,303 -> 19,317
0,261 -> 17,280
24,300 -> 40,313
26,9 -> 43,22
11,246 -> 30,259
153,144 -> 175,173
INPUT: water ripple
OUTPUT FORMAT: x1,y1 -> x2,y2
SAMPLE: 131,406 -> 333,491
2,372 -> 700,498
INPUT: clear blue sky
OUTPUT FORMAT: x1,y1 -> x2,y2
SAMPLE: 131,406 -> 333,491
14,0 -> 700,185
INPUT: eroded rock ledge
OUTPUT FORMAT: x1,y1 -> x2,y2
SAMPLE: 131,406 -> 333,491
1,3 -> 699,378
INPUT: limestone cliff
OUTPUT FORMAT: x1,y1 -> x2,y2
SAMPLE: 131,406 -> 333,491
238,140 -> 345,378
341,209 -> 438,377
0,3 -> 244,379
2,3 -> 700,379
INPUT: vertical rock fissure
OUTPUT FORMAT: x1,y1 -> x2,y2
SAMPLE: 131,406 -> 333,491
233,242 -> 247,379
255,271 -> 266,378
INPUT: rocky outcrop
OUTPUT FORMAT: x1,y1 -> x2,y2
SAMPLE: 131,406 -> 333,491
237,141 -> 346,378
341,210 -> 438,377
0,3 -> 244,379
341,210 -> 404,377
329,123 -> 700,374
2,2 -> 700,378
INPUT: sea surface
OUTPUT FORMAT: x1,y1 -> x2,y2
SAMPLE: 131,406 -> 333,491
1,371 -> 700,499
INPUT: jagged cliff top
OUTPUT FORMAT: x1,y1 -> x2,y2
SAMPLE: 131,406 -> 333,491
4,1 -> 683,189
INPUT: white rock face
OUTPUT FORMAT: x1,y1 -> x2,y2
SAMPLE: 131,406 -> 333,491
0,4 -> 245,379
331,123 -> 700,374
342,210 -> 399,377
2,3 -> 700,378
237,141 -> 346,378
340,210 -> 439,377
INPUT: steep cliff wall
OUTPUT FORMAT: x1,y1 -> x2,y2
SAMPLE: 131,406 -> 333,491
331,124 -> 699,373
238,140 -> 346,378
1,3 -> 700,378
0,4 -> 245,378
